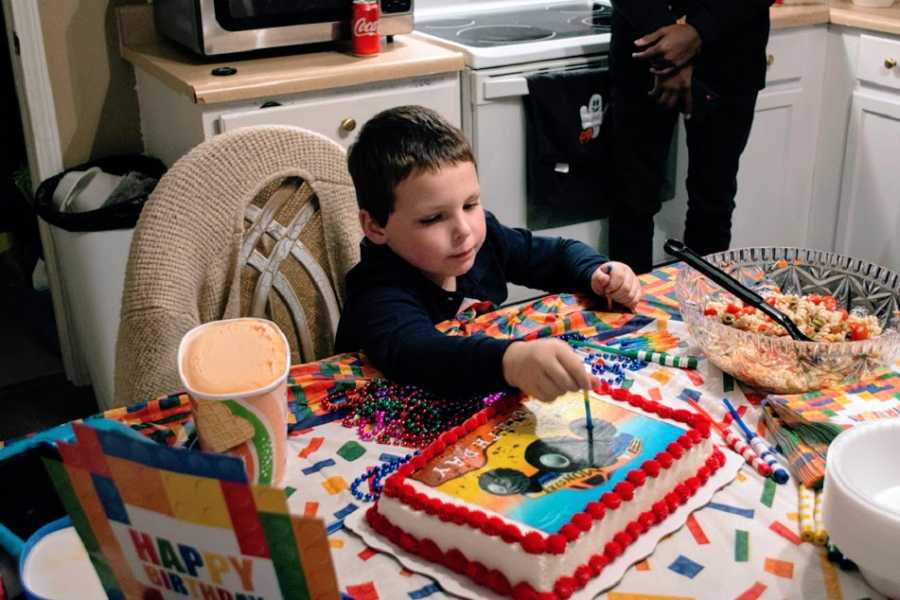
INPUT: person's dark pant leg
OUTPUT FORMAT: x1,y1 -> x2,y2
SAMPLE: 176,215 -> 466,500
607,84 -> 678,274
682,93 -> 758,256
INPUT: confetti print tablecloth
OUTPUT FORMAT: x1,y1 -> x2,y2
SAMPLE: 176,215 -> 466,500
6,266 -> 890,599
281,319 -> 882,600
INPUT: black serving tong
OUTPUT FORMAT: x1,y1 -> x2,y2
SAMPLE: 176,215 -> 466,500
664,239 -> 814,342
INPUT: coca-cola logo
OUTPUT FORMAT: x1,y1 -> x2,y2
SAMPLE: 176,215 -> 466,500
353,18 -> 378,36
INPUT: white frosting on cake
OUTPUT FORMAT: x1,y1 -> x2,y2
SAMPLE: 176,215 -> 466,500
377,436 -> 712,593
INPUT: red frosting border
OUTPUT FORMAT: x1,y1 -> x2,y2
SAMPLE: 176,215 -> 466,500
374,382 -> 721,599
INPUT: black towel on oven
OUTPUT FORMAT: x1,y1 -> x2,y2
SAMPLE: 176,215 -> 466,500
524,67 -> 611,230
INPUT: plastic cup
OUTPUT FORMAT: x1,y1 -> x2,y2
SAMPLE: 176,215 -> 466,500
177,318 -> 290,486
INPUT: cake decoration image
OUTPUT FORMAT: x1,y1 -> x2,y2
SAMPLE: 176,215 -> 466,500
412,394 -> 680,534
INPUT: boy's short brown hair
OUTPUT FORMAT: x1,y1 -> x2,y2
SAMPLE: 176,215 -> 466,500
347,105 -> 476,226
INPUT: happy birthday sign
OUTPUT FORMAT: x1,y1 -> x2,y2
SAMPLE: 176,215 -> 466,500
43,422 -> 339,600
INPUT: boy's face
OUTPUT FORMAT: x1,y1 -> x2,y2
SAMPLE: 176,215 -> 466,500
361,160 -> 486,289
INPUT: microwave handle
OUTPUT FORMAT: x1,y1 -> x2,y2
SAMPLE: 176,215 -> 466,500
482,77 -> 529,100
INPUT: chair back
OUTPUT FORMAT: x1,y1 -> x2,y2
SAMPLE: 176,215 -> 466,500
115,126 -> 361,407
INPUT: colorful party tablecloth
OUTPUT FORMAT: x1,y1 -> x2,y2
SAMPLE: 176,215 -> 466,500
8,266 -> 897,600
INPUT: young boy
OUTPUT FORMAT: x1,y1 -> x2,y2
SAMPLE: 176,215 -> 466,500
334,106 -> 642,402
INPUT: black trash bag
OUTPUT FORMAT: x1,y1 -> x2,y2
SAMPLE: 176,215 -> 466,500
34,154 -> 166,233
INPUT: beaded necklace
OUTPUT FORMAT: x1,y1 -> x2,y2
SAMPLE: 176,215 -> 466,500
330,379 -> 507,448
560,332 -> 648,385
349,452 -> 418,503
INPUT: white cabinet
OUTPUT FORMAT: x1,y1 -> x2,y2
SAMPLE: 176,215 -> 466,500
836,89 -> 900,272
732,27 -> 827,249
729,86 -> 811,248
217,74 -> 461,148
655,26 -> 826,260
135,69 -> 461,165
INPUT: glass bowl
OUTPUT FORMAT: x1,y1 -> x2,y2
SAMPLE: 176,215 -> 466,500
675,247 -> 900,393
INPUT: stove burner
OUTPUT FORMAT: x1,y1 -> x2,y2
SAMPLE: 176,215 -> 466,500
421,18 -> 476,29
457,25 -> 556,46
578,17 -> 611,28
571,10 -> 612,28
547,2 -> 612,14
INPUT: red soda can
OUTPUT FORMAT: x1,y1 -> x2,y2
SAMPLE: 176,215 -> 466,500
352,0 -> 380,56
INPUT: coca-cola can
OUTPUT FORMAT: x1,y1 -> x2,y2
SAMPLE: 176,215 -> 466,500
352,0 -> 380,56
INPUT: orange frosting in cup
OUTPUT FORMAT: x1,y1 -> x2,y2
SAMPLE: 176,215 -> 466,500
182,320 -> 287,395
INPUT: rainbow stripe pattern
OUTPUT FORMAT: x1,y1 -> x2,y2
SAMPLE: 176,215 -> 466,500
43,423 -> 339,600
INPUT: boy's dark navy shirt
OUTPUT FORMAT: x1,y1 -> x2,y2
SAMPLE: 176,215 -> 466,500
334,212 -> 606,397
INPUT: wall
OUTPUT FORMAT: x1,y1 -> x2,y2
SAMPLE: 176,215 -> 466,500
38,0 -> 146,167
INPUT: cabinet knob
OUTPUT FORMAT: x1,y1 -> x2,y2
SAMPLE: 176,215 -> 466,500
886,57 -> 898,70
340,118 -> 357,132
766,54 -> 775,67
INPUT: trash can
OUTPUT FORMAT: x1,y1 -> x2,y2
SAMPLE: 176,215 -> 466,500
35,155 -> 165,410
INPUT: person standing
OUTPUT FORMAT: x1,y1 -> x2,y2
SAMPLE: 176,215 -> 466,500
607,0 -> 774,273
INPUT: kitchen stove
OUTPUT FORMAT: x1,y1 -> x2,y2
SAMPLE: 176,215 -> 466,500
415,0 -> 611,68
413,0 -> 615,300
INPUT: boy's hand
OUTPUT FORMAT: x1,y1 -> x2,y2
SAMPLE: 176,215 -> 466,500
502,339 -> 596,402
591,262 -> 642,309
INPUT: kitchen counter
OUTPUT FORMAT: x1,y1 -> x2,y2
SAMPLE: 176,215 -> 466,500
771,4 -> 832,29
116,5 -> 464,105
772,1 -> 900,35
829,0 -> 900,35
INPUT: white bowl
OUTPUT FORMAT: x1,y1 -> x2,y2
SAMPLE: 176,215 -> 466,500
823,420 -> 900,598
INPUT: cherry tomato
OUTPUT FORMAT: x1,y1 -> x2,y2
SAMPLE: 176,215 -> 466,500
849,322 -> 868,341
822,296 -> 838,311
725,304 -> 742,315
704,308 -> 718,316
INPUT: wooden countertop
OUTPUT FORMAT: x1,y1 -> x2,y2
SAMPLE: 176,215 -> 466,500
771,4 -> 832,30
829,0 -> 900,35
771,1 -> 900,35
116,6 -> 464,105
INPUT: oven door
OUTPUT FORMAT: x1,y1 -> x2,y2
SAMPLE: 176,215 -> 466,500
463,56 -> 611,301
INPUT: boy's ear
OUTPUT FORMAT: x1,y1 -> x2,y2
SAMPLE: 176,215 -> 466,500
359,209 -> 388,245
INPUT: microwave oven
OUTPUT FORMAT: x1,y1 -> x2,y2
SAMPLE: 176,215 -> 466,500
154,0 -> 414,56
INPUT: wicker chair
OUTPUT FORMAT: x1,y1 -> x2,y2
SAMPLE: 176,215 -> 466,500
114,126 -> 362,408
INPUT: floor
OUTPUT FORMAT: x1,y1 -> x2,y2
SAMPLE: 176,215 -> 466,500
0,256 -> 98,441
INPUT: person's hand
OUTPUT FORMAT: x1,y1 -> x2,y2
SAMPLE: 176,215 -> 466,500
591,261 -> 642,309
649,64 -> 694,115
502,339 -> 596,402
633,23 -> 702,75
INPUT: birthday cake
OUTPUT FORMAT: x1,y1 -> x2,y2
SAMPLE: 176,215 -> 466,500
367,383 -> 723,599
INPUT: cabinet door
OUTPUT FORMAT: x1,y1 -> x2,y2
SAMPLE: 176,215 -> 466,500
836,90 -> 900,273
656,27 -> 824,262
730,86 -> 811,249
217,74 -> 460,148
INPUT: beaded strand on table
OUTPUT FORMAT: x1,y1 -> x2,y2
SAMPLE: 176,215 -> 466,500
327,379 -> 507,448
561,332 -> 648,385
350,452 -> 417,502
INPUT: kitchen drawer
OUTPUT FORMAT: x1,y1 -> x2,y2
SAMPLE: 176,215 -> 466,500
217,74 -> 461,148
765,31 -> 807,84
857,34 -> 900,91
